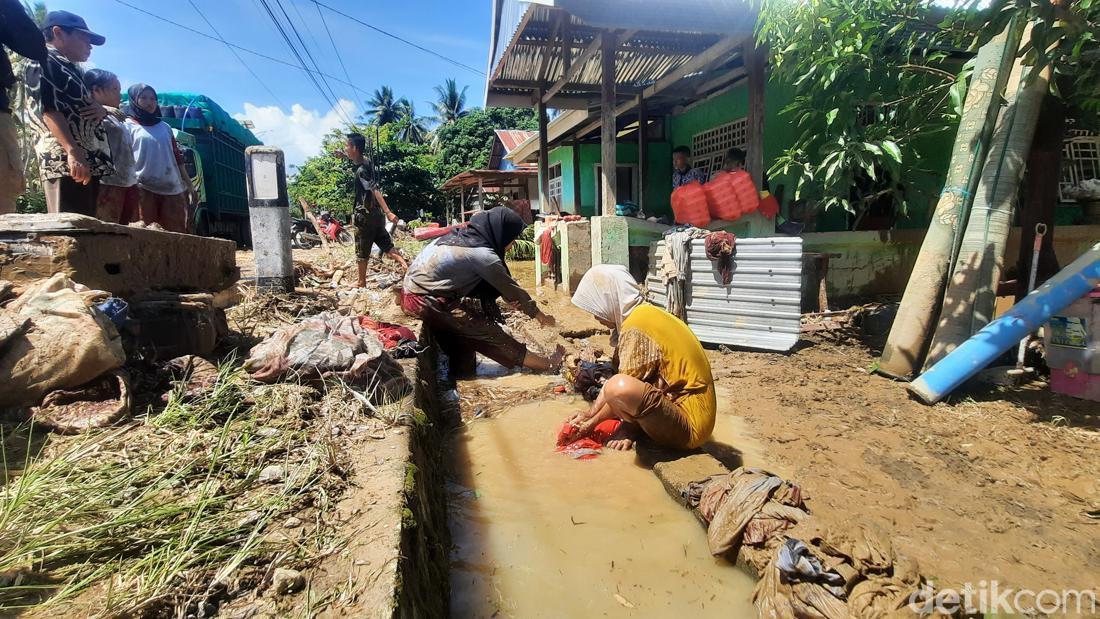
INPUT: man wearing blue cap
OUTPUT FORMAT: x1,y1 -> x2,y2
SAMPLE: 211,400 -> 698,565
24,10 -> 113,215
0,0 -> 46,214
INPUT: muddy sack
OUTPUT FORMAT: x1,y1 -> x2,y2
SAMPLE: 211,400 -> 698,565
244,311 -> 410,404
689,467 -> 808,558
32,370 -> 131,434
0,274 -> 127,408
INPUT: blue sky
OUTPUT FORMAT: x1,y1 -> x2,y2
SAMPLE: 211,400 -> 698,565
60,0 -> 492,165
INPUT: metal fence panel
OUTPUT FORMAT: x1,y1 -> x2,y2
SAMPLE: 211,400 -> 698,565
646,237 -> 803,351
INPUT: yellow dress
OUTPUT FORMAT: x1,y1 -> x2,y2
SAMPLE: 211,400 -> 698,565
616,304 -> 717,448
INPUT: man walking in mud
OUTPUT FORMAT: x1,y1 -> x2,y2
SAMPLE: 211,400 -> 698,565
344,132 -> 407,287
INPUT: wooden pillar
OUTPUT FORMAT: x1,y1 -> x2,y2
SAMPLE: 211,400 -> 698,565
460,187 -> 467,223
571,139 -> 582,215
745,41 -> 766,191
600,32 -> 618,216
537,92 -> 552,214
637,94 -> 648,215
477,177 -> 485,214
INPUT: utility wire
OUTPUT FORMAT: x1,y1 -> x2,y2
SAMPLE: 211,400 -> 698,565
186,0 -> 287,109
110,0 -> 358,91
309,0 -> 485,77
257,0 -> 355,125
273,0 -> 344,111
315,1 -> 368,106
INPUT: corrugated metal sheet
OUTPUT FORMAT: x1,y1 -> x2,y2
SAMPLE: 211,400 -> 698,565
646,237 -> 803,352
495,130 -> 537,153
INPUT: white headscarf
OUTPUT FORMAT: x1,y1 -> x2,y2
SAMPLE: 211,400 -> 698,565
571,265 -> 644,341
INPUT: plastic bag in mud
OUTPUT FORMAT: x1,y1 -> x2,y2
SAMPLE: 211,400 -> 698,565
244,311 -> 410,404
0,274 -> 127,408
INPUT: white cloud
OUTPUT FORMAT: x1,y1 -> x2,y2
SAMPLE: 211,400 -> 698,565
234,99 -> 357,169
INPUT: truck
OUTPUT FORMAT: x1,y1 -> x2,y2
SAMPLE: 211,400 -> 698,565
155,92 -> 262,245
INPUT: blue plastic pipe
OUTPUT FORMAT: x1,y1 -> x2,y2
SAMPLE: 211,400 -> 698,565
909,242 -> 1100,404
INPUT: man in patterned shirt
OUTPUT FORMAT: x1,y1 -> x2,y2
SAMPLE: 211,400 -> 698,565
671,145 -> 707,190
24,11 -> 112,215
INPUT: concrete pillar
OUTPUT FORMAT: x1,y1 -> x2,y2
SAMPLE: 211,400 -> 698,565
559,220 -> 592,293
591,215 -> 629,268
533,220 -> 547,293
244,146 -> 293,292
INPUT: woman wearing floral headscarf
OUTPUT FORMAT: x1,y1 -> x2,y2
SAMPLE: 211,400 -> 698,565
565,264 -> 716,451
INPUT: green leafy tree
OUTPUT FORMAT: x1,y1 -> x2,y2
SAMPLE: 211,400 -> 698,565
364,86 -> 400,125
758,0 -> 969,219
9,2 -> 47,213
289,124 -> 443,221
395,99 -> 430,145
432,78 -> 470,125
433,106 -> 538,183
958,0 -> 1100,121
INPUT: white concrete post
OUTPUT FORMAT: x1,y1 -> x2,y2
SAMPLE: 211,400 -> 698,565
245,146 -> 294,292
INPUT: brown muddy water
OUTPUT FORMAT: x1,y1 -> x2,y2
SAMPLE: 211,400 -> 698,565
447,398 -> 758,617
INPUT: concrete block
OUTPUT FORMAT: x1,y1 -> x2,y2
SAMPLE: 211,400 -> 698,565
559,220 -> 591,294
248,207 -> 293,292
648,452 -> 728,510
590,215 -> 629,268
0,214 -> 239,297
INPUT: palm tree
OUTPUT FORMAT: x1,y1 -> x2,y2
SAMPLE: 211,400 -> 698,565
432,79 -> 469,125
395,99 -> 430,145
364,86 -> 400,125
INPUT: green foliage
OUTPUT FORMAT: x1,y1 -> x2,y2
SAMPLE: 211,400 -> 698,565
957,0 -> 1100,122
432,78 -> 470,125
433,107 -> 538,183
395,99 -> 430,145
16,189 -> 46,214
289,124 -> 443,221
759,0 -> 968,217
364,86 -> 400,125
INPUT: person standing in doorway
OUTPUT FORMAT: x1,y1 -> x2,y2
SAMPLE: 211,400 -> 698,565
24,10 -> 112,215
84,69 -> 136,223
345,132 -> 407,287
0,0 -> 46,214
125,83 -> 196,233
671,145 -> 706,190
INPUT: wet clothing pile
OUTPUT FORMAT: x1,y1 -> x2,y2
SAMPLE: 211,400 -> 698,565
244,311 -> 411,404
555,418 -> 622,460
571,359 -> 614,401
685,467 -> 929,619
357,316 -> 418,358
705,231 -> 736,285
659,227 -> 708,320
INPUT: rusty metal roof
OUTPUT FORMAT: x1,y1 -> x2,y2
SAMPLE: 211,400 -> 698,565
494,129 -> 537,153
439,169 -> 537,191
486,0 -> 755,109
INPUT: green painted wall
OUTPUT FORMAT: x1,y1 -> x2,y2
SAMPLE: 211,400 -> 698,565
545,141 -> 673,217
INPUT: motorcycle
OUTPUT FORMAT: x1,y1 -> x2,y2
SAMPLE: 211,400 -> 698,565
319,213 -> 353,244
290,218 -> 320,249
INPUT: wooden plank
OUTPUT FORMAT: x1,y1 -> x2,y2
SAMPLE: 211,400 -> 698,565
745,41 -> 767,190
576,34 -> 748,137
490,7 -> 536,81
298,197 -> 330,251
543,33 -> 602,102
537,93 -> 553,214
637,94 -> 648,215
535,11 -> 564,85
600,33 -> 618,216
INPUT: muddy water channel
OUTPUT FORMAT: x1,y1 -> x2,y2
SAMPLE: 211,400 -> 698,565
447,398 -> 757,617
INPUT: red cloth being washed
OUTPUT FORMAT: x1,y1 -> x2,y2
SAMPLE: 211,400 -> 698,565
555,419 -> 623,460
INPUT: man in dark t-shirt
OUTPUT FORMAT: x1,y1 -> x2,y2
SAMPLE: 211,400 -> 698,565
345,133 -> 407,287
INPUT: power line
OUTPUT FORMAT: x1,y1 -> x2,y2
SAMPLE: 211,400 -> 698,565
256,0 -> 355,125
315,1 -> 368,106
272,0 -> 344,110
309,0 -> 485,77
186,0 -> 287,109
110,0 -> 358,93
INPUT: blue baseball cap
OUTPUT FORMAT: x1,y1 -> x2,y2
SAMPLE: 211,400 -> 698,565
42,11 -> 106,46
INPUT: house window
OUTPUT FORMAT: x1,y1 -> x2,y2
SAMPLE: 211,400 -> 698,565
691,118 -> 747,177
1060,128 -> 1100,202
548,163 -> 563,210
594,164 -> 638,211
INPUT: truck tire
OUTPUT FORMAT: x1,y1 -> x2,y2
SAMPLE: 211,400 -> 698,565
294,231 -> 315,249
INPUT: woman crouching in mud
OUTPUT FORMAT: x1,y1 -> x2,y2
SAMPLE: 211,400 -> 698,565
400,207 -> 564,381
565,265 -> 716,451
